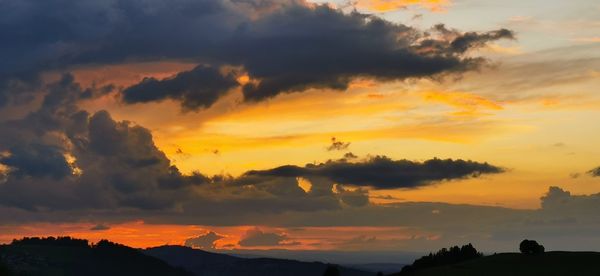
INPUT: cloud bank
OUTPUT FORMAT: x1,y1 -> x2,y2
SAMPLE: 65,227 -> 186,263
6,0 -> 598,253
244,156 -> 503,189
185,232 -> 225,249
238,228 -> 291,247
0,0 -> 513,110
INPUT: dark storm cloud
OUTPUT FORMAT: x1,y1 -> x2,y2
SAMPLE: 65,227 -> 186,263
0,0 -> 241,107
0,75 -> 361,214
0,75 -> 506,223
122,65 -> 240,110
244,156 -> 504,189
0,75 -> 198,211
232,9 -> 513,103
0,0 -> 509,229
0,76 -> 360,215
0,0 -> 513,110
0,144 -> 72,180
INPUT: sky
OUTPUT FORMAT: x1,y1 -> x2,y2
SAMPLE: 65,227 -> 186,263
0,0 -> 600,257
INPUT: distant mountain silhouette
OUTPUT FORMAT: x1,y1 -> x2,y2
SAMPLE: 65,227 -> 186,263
346,263 -> 406,274
144,245 -> 374,276
0,237 -> 192,276
0,237 -> 374,276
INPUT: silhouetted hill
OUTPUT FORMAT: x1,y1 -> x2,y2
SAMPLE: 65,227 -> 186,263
390,252 -> 600,276
144,245 -> 374,276
346,263 -> 406,274
397,243 -> 483,274
0,237 -> 191,276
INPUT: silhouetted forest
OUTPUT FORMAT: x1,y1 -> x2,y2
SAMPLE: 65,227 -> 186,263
0,237 -> 192,276
398,243 -> 483,274
11,236 -> 89,247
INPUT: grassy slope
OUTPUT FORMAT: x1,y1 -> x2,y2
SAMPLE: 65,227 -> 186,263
399,252 -> 600,276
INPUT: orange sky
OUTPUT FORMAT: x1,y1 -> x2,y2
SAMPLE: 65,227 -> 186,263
2,0 -> 600,253
0,221 -> 431,251
68,56 -> 600,211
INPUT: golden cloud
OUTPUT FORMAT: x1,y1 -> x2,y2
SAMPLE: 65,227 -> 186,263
355,0 -> 450,12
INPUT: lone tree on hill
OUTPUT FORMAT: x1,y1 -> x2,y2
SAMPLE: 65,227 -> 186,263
519,239 -> 545,255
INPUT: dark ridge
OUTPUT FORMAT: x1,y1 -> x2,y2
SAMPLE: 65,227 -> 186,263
0,237 -> 192,276
144,245 -> 373,276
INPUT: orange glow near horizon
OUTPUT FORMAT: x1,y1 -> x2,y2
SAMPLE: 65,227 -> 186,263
0,221 -> 435,251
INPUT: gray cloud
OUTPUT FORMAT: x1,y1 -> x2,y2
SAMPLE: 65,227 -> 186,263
449,43 -> 600,104
0,0 -> 513,110
90,224 -> 111,231
238,228 -> 290,247
326,137 -> 350,151
430,24 -> 515,54
0,77 -> 362,215
0,143 -> 72,180
343,152 -> 358,159
132,5 -> 514,107
0,75 -> 200,211
335,185 -> 369,207
4,69 -> 600,252
244,156 -> 504,189
540,186 -> 600,216
0,76 -> 505,230
122,65 -> 240,111
185,232 -> 225,249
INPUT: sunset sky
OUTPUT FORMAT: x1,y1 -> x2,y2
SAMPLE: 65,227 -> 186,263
1,0 -> 600,256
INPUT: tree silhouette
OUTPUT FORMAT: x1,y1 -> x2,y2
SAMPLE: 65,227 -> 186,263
12,236 -> 89,247
519,240 -> 545,255
400,243 -> 483,274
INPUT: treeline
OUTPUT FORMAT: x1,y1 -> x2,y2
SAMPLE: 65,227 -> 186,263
399,243 -> 483,274
10,237 -> 128,249
11,236 -> 89,247
2,236 -> 192,276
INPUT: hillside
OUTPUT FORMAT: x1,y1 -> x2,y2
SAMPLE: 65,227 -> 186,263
0,237 -> 374,276
145,245 -> 374,276
0,237 -> 191,276
393,252 -> 600,276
